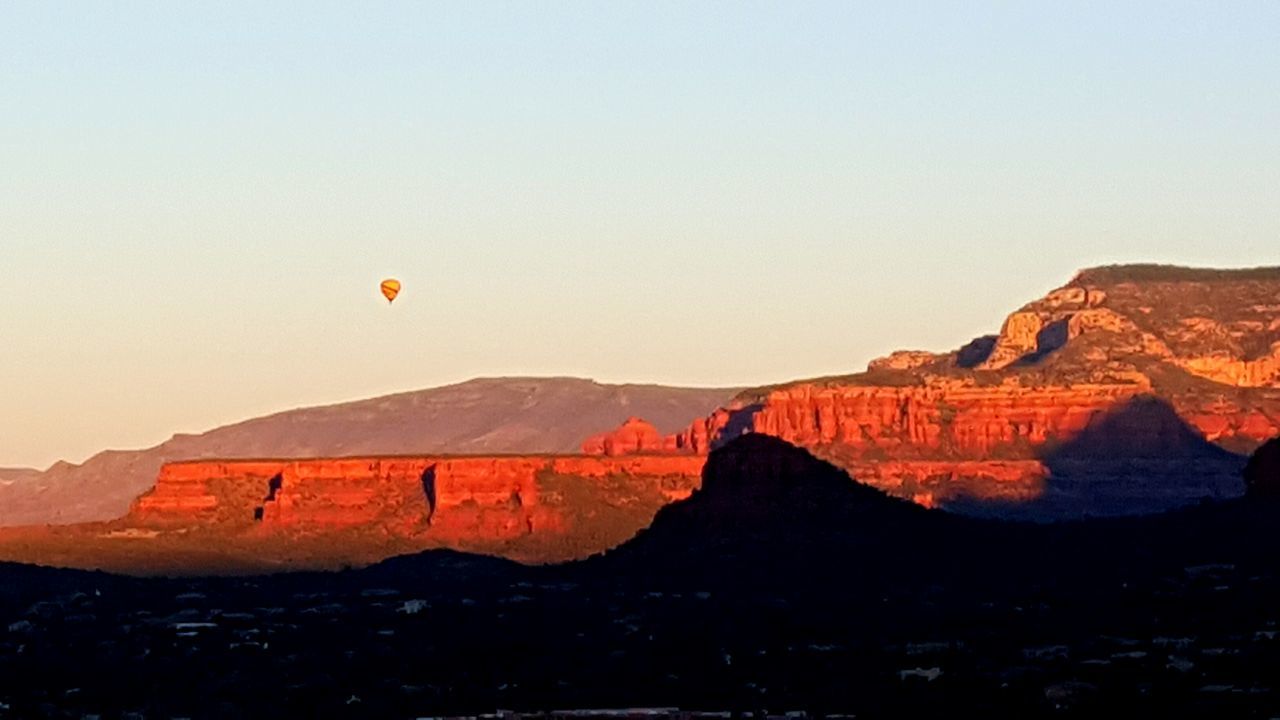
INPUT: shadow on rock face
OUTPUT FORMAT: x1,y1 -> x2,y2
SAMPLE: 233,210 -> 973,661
943,395 -> 1247,521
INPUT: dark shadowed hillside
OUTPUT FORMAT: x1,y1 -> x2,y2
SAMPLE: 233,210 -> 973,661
0,378 -> 739,526
589,433 -> 960,586
3,436 -> 1280,717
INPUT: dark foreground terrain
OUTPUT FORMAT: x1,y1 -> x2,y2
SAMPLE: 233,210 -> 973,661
3,435 -> 1280,719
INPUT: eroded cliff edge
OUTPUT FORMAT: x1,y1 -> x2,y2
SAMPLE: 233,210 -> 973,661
590,265 -> 1280,518
133,455 -> 703,559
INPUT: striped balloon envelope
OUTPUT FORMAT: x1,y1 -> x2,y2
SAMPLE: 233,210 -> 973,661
380,279 -> 401,304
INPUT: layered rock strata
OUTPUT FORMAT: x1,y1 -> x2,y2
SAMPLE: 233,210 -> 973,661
130,455 -> 706,544
587,266 -> 1280,518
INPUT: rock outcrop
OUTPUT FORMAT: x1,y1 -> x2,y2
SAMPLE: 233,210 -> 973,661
125,454 -> 706,561
580,417 -> 675,455
975,266 -> 1280,385
867,351 -> 945,371
588,265 -> 1280,519
737,381 -> 1139,455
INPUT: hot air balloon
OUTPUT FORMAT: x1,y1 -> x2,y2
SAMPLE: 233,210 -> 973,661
380,278 -> 401,304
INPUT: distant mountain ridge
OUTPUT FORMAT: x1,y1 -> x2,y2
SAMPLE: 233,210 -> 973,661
0,378 -> 740,526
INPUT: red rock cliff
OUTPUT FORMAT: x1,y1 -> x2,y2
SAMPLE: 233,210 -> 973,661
129,454 -> 706,553
588,266 -> 1280,517
581,417 -> 677,455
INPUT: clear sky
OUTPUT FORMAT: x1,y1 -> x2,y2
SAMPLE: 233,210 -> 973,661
2,1 -> 1279,469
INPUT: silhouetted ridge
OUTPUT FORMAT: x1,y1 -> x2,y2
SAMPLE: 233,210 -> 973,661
592,435 -> 952,587
1245,436 -> 1280,499
693,433 -> 896,517
360,548 -> 531,585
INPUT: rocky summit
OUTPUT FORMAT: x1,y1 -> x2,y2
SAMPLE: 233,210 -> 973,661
592,265 -> 1280,519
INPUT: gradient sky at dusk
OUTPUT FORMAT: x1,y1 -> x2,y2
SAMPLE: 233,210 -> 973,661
3,1 -> 1279,468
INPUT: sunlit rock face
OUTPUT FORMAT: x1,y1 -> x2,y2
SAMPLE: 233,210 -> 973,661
580,417 -> 676,455
127,454 -> 707,561
591,266 -> 1280,519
